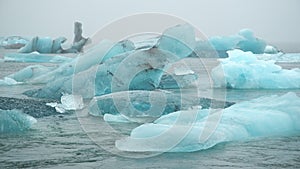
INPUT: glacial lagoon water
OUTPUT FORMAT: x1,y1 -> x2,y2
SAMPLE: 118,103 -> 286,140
0,48 -> 300,168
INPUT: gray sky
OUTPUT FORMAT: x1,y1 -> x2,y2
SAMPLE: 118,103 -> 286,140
0,0 -> 299,52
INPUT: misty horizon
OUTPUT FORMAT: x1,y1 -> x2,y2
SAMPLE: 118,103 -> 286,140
0,0 -> 299,52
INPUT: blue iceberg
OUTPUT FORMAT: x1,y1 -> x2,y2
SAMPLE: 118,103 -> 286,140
0,109 -> 37,133
89,90 -> 233,123
212,49 -> 300,89
116,92 -> 300,152
209,29 -> 267,54
24,24 -> 198,99
19,36 -> 67,53
23,40 -> 136,99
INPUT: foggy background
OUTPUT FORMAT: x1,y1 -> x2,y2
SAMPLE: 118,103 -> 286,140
0,0 -> 299,52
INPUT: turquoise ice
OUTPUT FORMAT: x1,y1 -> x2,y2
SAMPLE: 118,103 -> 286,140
0,36 -> 29,49
4,52 -> 72,63
209,29 -> 267,54
116,92 -> 300,152
212,49 -> 300,89
0,109 -> 37,133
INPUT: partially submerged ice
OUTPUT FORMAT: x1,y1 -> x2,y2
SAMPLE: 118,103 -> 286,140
4,52 -> 72,63
0,36 -> 29,49
46,93 -> 84,113
212,49 -> 300,89
3,65 -> 54,84
19,22 -> 88,54
208,29 -> 268,54
89,90 -> 233,123
116,92 -> 300,152
19,36 -> 67,53
0,77 -> 22,86
0,109 -> 37,133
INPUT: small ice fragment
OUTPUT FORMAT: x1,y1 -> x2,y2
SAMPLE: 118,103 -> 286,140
174,66 -> 195,75
46,94 -> 84,113
60,94 -> 84,110
103,114 -> 130,123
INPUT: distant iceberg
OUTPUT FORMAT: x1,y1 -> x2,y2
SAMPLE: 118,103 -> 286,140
212,49 -> 300,89
0,36 -> 29,49
210,29 -> 268,54
18,22 -> 88,54
0,109 -> 37,133
116,92 -> 300,152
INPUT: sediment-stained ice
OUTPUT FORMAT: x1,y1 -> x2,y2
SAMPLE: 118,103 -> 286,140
116,92 -> 300,152
89,90 -> 184,123
212,49 -> 300,89
89,90 -> 233,123
0,109 -> 37,133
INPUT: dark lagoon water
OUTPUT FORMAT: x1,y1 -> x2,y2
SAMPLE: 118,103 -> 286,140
0,49 -> 300,168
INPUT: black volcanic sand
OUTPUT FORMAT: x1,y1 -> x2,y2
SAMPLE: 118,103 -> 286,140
0,97 -> 59,118
0,96 -> 234,118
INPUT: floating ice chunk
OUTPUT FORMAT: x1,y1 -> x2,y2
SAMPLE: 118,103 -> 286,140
237,29 -> 267,54
89,90 -> 233,123
116,92 -> 300,152
46,94 -> 84,113
7,65 -> 54,83
0,36 -> 29,49
89,90 -> 184,123
19,36 -> 66,53
103,114 -> 130,123
197,29 -> 267,57
212,49 -> 300,89
209,34 -> 242,51
60,94 -> 84,110
157,24 -> 196,58
0,109 -> 37,133
264,45 -> 278,54
0,77 -> 23,86
4,52 -> 72,63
